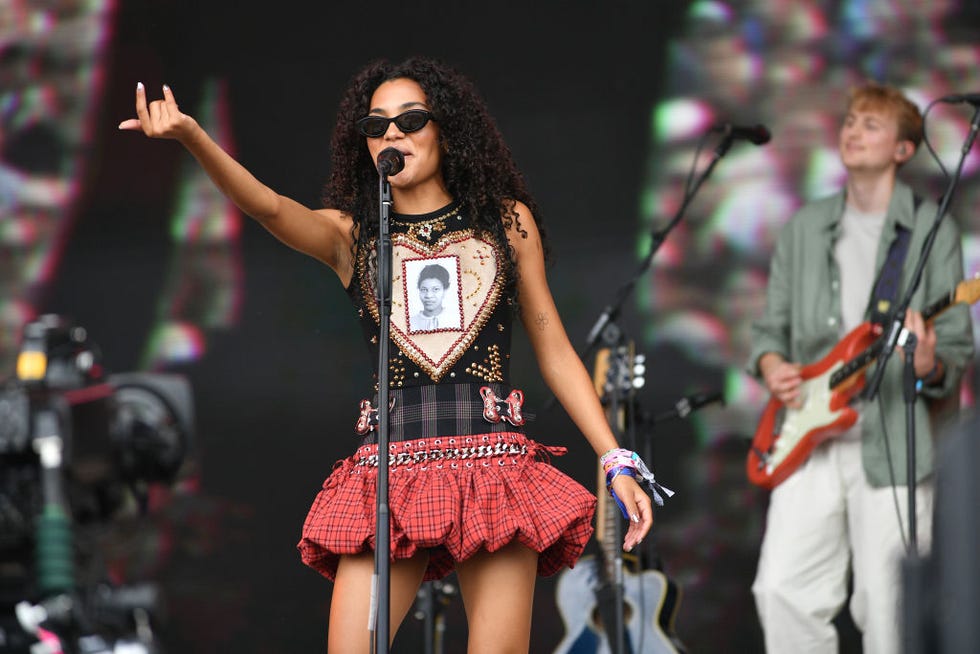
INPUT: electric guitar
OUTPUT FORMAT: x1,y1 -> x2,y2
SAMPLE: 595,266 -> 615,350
747,277 -> 980,490
554,344 -> 685,654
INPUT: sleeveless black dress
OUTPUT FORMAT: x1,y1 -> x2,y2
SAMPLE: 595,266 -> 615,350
298,202 -> 596,581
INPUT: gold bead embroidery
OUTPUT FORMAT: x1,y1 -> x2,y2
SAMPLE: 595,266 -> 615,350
463,269 -> 483,305
465,344 -> 504,382
389,355 -> 407,387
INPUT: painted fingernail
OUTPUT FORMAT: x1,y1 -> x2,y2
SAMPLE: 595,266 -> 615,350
137,81 -> 144,90
163,84 -> 170,91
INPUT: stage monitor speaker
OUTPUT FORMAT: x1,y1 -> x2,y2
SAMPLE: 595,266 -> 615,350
934,411 -> 980,653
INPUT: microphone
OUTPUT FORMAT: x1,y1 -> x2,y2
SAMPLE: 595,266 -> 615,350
654,390 -> 725,423
377,147 -> 405,176
940,93 -> 980,106
713,122 -> 772,145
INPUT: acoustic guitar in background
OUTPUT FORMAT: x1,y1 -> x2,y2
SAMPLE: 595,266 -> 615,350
554,343 -> 685,654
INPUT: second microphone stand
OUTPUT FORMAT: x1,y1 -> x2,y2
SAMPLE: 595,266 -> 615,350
861,102 -> 980,557
578,130 -> 743,654
583,131 -> 741,363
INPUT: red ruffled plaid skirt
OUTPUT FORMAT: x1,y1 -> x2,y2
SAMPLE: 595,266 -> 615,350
298,431 -> 596,581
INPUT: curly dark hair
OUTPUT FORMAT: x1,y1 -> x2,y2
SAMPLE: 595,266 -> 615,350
322,56 -> 548,307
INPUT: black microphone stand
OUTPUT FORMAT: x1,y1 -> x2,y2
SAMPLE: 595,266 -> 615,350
900,331 -> 920,553
578,131 -> 740,654
582,132 -> 740,364
860,102 -> 980,557
372,170 -> 395,654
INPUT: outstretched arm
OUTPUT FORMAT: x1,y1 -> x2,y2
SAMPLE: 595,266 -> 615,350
506,201 -> 653,552
119,83 -> 353,282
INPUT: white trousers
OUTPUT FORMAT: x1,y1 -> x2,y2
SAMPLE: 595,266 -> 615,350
751,436 -> 933,654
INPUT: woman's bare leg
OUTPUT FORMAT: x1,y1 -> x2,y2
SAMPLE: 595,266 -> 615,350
455,540 -> 539,654
327,551 -> 429,653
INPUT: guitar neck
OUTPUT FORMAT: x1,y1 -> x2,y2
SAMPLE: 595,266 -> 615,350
828,280 -> 973,391
592,345 -> 637,581
921,289 -> 954,323
595,464 -> 621,580
828,338 -> 883,390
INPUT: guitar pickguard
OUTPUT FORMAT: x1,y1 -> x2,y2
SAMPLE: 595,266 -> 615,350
766,362 -> 852,471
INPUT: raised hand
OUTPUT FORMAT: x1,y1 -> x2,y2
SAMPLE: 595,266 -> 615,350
115,80 -> 350,278
118,82 -> 200,143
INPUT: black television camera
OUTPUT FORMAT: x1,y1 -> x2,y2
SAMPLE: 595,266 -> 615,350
0,315 -> 194,654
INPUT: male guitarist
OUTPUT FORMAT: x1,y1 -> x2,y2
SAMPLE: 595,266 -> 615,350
747,82 -> 973,654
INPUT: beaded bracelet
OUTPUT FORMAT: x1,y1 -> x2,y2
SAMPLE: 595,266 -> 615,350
600,447 -> 674,520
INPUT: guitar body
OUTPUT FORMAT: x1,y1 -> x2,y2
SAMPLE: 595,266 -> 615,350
747,278 -> 980,490
747,322 -> 879,489
554,555 -> 685,654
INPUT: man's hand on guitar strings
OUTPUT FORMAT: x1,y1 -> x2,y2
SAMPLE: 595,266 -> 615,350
760,353 -> 804,409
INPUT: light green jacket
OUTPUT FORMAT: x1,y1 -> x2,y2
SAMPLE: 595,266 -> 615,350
748,180 -> 974,486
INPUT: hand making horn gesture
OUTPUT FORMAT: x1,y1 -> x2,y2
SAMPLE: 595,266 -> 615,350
118,83 -> 200,143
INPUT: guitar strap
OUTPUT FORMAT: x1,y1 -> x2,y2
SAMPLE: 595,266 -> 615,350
867,194 -> 923,325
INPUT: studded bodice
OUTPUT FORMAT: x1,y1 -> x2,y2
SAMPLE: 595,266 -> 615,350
347,202 -> 514,389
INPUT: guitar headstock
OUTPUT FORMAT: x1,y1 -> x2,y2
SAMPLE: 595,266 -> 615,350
594,343 -> 646,404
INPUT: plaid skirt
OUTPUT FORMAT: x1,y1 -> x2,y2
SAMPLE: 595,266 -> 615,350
297,430 -> 597,581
